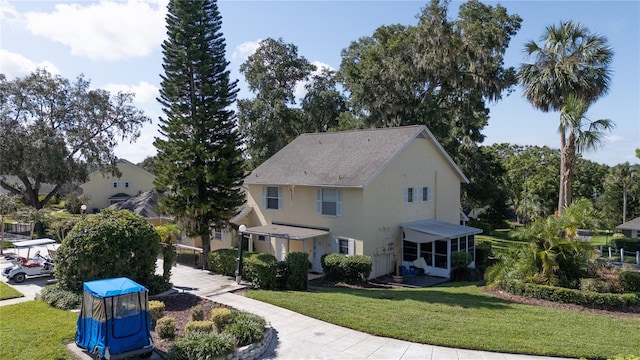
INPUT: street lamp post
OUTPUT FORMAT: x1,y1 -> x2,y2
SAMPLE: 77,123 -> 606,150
81,205 -> 87,218
235,224 -> 247,284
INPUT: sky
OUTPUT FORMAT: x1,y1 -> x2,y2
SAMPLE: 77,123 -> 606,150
1,0 -> 638,167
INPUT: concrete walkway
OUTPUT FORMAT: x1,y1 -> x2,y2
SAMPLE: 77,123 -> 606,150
0,259 -> 571,359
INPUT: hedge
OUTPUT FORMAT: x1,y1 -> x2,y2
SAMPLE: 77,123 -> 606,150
286,252 -> 310,291
207,249 -> 238,276
321,253 -> 372,283
242,252 -> 278,289
500,280 -> 639,309
620,271 -> 640,292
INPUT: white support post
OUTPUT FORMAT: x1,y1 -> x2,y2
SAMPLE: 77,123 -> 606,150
608,247 -> 612,258
636,251 -> 639,266
620,249 -> 624,263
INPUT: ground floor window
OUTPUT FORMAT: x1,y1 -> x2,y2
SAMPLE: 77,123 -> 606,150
434,240 -> 447,268
403,240 -> 418,261
450,235 -> 475,262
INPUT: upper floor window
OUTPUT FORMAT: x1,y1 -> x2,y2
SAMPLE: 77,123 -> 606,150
124,182 -> 130,188
212,228 -> 226,241
404,187 -> 415,203
113,182 -> 118,188
317,189 -> 342,216
263,186 -> 282,210
421,186 -> 432,202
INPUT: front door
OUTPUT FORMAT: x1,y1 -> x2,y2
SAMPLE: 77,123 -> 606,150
275,238 -> 287,261
312,237 -> 326,272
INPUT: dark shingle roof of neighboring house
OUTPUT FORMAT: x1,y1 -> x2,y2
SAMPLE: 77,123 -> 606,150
245,125 -> 468,188
616,217 -> 640,231
109,190 -> 162,218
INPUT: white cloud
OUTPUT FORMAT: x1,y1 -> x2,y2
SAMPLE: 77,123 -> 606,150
103,81 -> 159,103
0,0 -> 19,22
0,49 -> 60,78
232,40 -> 261,62
23,0 -> 167,61
605,134 -> 624,143
293,61 -> 336,101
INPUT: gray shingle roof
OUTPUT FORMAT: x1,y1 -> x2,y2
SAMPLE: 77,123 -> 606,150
616,216 -> 640,231
245,125 -> 468,188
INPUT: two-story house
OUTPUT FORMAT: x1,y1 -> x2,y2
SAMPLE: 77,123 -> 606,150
235,125 -> 481,279
80,159 -> 156,213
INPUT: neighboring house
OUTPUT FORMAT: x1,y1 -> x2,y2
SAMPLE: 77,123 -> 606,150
80,159 -> 156,212
234,125 -> 481,279
108,190 -> 172,226
616,217 -> 640,238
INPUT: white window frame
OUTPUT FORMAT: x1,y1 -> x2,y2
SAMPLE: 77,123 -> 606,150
333,236 -> 355,256
404,187 -> 415,203
112,182 -> 118,188
262,186 -> 282,210
420,186 -> 432,202
212,228 -> 226,241
316,188 -> 342,216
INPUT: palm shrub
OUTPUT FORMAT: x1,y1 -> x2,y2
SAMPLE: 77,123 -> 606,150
285,252 -> 309,290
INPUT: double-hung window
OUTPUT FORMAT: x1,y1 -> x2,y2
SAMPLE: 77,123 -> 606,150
263,186 -> 282,210
212,228 -> 226,241
317,189 -> 342,216
421,186 -> 432,202
404,187 -> 415,203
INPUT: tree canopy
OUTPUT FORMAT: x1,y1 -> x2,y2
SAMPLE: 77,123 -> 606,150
0,69 -> 150,209
154,0 -> 246,259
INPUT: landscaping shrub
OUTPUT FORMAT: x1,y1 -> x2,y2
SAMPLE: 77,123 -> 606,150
184,320 -> 215,334
620,271 -> 640,292
321,253 -> 343,281
222,311 -> 265,347
321,253 -> 372,283
55,209 -> 160,292
156,316 -> 176,339
286,252 -> 309,290
207,248 -> 237,276
342,255 -> 372,283
210,308 -> 233,331
612,238 -> 640,252
580,278 -> 613,294
475,242 -> 492,268
167,332 -> 235,360
500,280 -> 639,309
176,250 -> 203,268
242,252 -> 277,289
37,283 -> 81,310
146,274 -> 172,296
149,300 -> 165,327
190,304 -> 204,321
451,251 -> 473,281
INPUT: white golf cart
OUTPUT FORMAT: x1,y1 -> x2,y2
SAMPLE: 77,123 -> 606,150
2,238 -> 58,283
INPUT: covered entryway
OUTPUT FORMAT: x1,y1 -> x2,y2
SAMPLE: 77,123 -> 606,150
242,224 -> 330,262
400,219 -> 482,278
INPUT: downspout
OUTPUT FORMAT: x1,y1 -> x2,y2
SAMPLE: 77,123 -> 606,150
434,170 -> 438,220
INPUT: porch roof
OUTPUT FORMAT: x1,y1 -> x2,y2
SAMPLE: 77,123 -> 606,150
242,224 -> 329,240
401,219 -> 482,243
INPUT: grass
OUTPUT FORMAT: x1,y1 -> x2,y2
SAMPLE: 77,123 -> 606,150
0,300 -> 77,360
0,281 -> 23,300
246,282 -> 640,359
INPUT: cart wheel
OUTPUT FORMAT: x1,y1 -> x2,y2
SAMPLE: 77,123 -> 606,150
12,273 -> 26,283
139,352 -> 153,358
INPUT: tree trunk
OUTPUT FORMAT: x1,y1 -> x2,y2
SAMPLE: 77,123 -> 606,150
623,187 -> 628,224
201,231 -> 211,270
561,135 -> 576,212
557,132 -> 567,215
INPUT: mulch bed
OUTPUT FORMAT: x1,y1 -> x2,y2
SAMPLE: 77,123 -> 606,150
150,293 -> 230,356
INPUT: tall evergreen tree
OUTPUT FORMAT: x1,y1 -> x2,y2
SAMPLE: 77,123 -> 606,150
154,0 -> 245,260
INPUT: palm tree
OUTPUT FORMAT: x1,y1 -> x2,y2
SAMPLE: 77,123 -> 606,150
156,223 -> 181,281
518,20 -> 613,214
558,95 -> 614,208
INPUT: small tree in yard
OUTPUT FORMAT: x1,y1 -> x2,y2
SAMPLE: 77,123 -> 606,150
55,209 -> 160,292
156,223 -> 180,281
0,194 -> 19,254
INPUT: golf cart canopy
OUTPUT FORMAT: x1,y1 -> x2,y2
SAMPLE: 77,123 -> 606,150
12,238 -> 56,247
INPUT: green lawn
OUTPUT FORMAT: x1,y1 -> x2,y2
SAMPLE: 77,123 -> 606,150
247,283 -> 640,359
0,281 -> 23,300
0,300 -> 77,360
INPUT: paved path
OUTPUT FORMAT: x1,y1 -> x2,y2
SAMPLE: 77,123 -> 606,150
0,259 -> 571,359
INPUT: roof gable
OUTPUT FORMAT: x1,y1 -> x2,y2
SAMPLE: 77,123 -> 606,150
616,216 -> 640,231
86,158 -> 156,181
245,125 -> 468,188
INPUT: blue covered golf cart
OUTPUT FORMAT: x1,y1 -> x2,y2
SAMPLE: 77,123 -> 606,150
76,277 -> 154,359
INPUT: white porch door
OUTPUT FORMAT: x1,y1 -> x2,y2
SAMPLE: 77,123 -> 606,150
312,237 -> 325,272
275,238 -> 287,261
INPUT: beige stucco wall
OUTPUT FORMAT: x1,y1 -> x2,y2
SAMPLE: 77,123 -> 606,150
242,136 -> 464,278
80,160 -> 156,211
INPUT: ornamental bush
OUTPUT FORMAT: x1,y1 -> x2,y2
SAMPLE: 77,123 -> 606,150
149,300 -> 165,327
321,253 -> 344,281
207,248 -> 237,276
156,316 -> 176,339
620,271 -> 640,292
167,332 -> 235,360
286,252 -> 310,290
343,255 -> 372,283
190,304 -> 205,321
222,311 -> 265,347
37,283 -> 82,310
210,308 -> 234,331
185,320 -> 215,334
55,209 -> 160,292
242,252 -> 277,289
